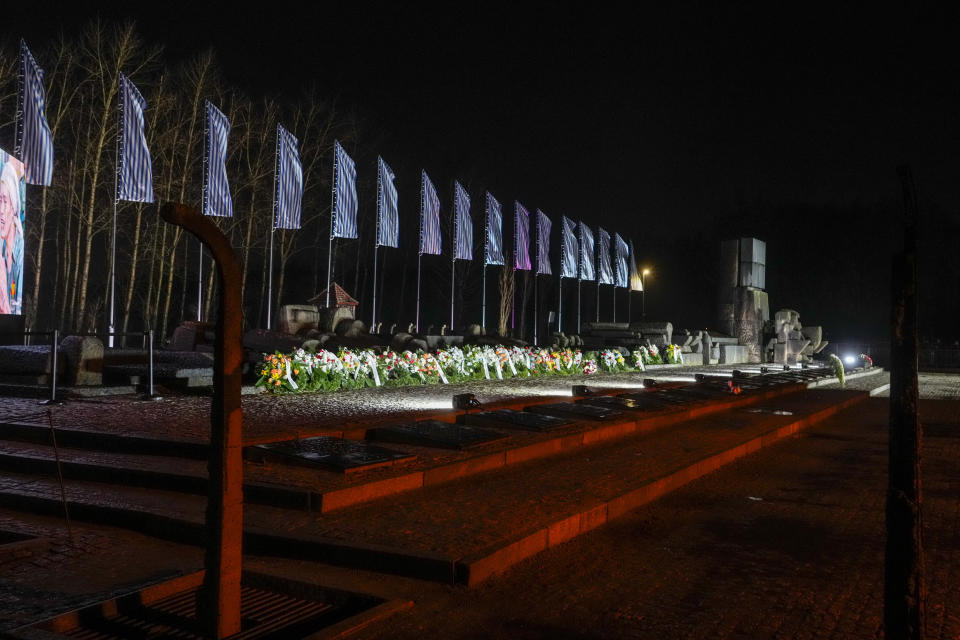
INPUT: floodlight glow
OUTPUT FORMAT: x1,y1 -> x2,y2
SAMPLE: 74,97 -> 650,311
844,355 -> 857,365
652,375 -> 697,382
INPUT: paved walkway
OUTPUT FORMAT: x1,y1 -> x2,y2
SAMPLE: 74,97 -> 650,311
0,371 -> 955,638
269,397 -> 958,639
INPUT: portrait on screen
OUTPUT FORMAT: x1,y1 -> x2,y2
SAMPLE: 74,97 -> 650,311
0,149 -> 26,316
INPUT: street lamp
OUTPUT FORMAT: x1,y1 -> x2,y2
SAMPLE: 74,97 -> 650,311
641,269 -> 651,319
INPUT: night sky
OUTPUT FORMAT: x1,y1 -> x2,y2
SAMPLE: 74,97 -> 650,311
8,3 -> 960,341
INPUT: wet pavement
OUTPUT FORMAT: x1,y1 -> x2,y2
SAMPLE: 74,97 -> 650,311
1,368 -> 955,638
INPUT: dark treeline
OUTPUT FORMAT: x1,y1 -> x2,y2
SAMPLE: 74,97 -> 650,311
2,21 -> 955,345
0,20 -> 490,342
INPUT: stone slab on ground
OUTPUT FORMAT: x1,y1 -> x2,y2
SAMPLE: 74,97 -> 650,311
459,410 -> 573,432
0,389 -> 861,586
325,396 -> 960,639
367,421 -> 510,451
248,436 -> 415,474
525,402 -> 624,421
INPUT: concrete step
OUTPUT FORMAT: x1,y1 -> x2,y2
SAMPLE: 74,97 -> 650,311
0,388 -> 867,586
0,420 -> 210,459
0,373 -> 821,520
0,441 -> 313,510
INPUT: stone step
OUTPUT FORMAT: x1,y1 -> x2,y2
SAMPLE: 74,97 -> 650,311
0,388 -> 867,586
0,440 -> 313,511
0,420 -> 211,459
0,371 -> 825,520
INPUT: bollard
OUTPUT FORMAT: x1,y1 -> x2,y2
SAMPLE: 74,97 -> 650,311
146,329 -> 161,400
41,329 -> 60,405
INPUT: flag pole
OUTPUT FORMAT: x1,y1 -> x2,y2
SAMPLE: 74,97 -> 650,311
481,202 -> 487,330
198,109 -> 209,323
613,287 -> 616,323
108,77 -> 123,349
372,245 -> 379,329
267,125 -> 280,330
416,253 -> 422,333
373,159 -> 382,330
558,274 -> 563,333
326,143 -> 338,310
416,175 -> 424,333
482,264 -> 486,330
534,274 -> 538,345
450,184 -> 456,332
267,228 -> 275,329
510,268 -> 515,332
577,278 -> 581,333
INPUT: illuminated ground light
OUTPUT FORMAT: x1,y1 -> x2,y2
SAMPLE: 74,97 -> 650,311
602,381 -> 648,389
844,355 -> 858,366
651,375 -> 697,382
452,393 -> 482,410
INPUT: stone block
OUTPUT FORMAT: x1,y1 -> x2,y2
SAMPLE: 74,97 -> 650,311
60,335 -> 103,386
719,344 -> 750,365
279,304 -> 320,336
242,329 -> 302,355
169,325 -> 197,352
0,344 -> 64,377
630,321 -> 673,345
390,332 -> 412,351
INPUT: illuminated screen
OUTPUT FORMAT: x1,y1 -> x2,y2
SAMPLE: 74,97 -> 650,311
0,149 -> 25,315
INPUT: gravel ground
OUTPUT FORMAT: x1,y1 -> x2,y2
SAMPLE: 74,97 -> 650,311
0,364 -> 742,444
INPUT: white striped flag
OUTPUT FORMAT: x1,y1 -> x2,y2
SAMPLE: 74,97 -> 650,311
420,170 -> 442,255
514,202 -> 531,271
485,192 -> 504,266
629,239 -> 643,291
203,101 -> 232,217
376,156 -> 398,247
614,232 -> 629,288
15,40 -> 53,186
274,124 -> 302,229
597,227 -> 613,284
453,181 -> 472,260
332,140 -> 358,239
579,222 -> 595,281
117,73 -> 153,203
560,216 -> 578,278
536,209 -> 552,276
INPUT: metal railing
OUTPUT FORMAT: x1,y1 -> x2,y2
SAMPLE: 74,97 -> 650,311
0,329 -> 159,402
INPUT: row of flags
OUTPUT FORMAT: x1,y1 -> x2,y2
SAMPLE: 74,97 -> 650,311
12,39 -> 644,292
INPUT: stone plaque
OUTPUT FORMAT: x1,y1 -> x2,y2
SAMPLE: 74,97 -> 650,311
618,391 -> 695,408
578,395 -> 647,411
368,420 -> 509,450
525,402 -> 623,421
251,436 -> 415,473
460,409 -> 572,432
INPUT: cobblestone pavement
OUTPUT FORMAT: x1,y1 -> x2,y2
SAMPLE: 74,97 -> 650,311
0,371 -> 952,638
0,510 -> 201,632
281,397 -> 955,640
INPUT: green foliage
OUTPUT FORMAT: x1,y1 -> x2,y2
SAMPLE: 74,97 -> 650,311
828,354 -> 845,387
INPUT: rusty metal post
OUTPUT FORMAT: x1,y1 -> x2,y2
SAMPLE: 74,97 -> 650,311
160,203 -> 243,639
885,166 -> 925,639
